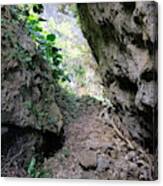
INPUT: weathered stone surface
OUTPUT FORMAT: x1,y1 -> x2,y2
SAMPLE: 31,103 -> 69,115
79,150 -> 97,169
1,6 -> 63,134
97,154 -> 112,172
78,2 -> 158,150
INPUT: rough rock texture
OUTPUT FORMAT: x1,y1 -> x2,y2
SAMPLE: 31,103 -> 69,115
43,103 -> 156,180
78,2 -> 158,151
1,6 -> 63,134
79,150 -> 97,169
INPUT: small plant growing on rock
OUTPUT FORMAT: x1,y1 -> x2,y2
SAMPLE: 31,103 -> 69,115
27,157 -> 50,178
62,147 -> 70,158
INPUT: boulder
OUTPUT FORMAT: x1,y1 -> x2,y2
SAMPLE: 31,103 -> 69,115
79,150 -> 97,169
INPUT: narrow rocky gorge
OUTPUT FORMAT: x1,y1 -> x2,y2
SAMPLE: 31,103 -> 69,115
1,2 -> 158,180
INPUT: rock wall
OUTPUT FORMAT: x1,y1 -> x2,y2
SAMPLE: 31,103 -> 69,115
1,6 -> 63,135
78,2 -> 158,151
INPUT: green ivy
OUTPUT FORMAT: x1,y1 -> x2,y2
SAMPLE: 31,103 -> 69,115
3,5 -> 69,82
27,157 -> 50,178
25,4 -> 69,81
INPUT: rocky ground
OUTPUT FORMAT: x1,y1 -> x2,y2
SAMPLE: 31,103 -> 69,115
43,99 -> 156,180
1,98 -> 156,180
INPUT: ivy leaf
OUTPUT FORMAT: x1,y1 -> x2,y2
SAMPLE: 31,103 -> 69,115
34,26 -> 42,32
53,53 -> 63,59
27,14 -> 38,22
24,100 -> 32,110
52,47 -> 59,53
33,4 -> 44,14
46,34 -> 56,42
52,59 -> 59,66
27,157 -> 36,176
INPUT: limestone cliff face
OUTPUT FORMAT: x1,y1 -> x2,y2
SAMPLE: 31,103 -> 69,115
1,6 -> 63,134
78,2 -> 158,150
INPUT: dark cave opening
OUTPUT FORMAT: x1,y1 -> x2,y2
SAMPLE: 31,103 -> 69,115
1,124 -> 65,163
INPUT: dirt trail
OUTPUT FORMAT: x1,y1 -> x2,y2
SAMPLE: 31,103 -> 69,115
43,103 -> 155,180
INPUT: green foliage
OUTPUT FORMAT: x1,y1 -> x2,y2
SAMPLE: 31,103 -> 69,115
45,5 -> 103,97
47,34 -> 56,41
32,4 -> 44,14
62,147 -> 70,158
27,157 -> 50,178
27,157 -> 36,177
24,100 -> 33,110
25,4 -> 68,81
2,5 -> 68,82
23,100 -> 45,124
74,65 -> 86,85
24,100 -> 38,115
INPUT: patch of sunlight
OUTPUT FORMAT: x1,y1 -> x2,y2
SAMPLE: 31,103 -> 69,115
42,4 -> 104,98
